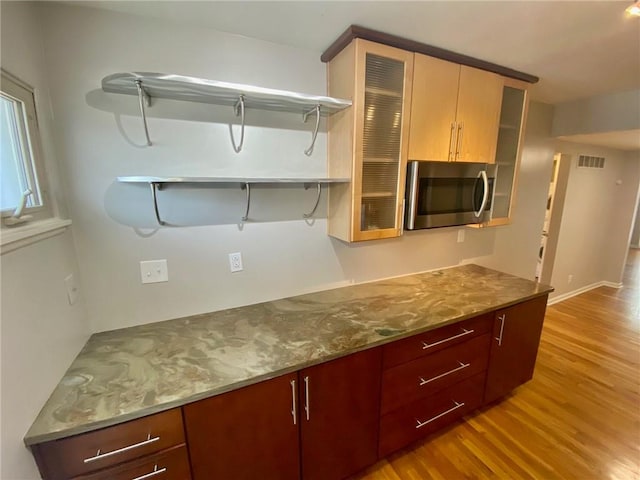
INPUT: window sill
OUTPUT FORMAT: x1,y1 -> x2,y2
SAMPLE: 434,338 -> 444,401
1,218 -> 72,255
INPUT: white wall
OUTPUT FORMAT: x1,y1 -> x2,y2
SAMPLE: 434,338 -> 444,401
605,156 -> 640,279
549,143 -> 639,298
0,3 -> 90,480
476,99 -> 640,298
552,89 -> 640,136
475,102 -> 556,280
37,3 -> 499,333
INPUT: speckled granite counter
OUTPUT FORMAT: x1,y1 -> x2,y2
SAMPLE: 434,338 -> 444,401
25,264 -> 552,445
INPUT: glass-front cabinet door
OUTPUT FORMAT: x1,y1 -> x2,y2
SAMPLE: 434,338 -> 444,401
328,39 -> 414,242
484,78 -> 529,226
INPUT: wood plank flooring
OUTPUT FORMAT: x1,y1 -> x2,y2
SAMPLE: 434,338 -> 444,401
352,249 -> 640,480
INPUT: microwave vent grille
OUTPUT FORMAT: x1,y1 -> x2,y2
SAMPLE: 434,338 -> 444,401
577,155 -> 605,169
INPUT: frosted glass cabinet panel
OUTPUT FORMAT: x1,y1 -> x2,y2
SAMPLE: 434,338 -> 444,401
328,40 -> 414,242
361,53 -> 405,231
485,79 -> 529,226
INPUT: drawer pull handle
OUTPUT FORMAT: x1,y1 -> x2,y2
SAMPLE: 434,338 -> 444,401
290,379 -> 297,425
422,329 -> 474,350
83,433 -> 160,463
303,375 -> 310,421
495,314 -> 506,346
132,464 -> 167,480
419,361 -> 470,386
415,401 -> 465,429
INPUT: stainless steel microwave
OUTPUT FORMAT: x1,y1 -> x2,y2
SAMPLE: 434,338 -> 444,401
404,161 -> 494,230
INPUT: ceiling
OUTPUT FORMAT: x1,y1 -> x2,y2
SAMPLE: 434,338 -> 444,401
64,0 -> 640,150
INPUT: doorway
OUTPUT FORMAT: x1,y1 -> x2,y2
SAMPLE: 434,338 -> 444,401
535,153 -> 570,285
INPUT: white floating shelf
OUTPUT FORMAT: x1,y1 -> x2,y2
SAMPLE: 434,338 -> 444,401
102,72 -> 352,153
117,176 -> 350,185
102,73 -> 352,115
117,176 -> 350,226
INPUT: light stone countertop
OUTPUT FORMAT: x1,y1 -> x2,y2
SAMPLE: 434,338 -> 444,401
24,264 -> 552,445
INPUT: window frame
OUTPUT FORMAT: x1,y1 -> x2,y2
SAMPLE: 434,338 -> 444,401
1,69 -> 53,224
0,69 -> 71,254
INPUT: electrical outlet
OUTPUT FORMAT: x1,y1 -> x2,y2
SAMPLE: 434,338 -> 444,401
64,274 -> 79,305
229,252 -> 243,273
568,274 -> 573,284
140,260 -> 169,284
457,229 -> 465,243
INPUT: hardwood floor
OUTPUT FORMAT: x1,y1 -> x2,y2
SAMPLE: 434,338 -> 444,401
352,249 -> 640,480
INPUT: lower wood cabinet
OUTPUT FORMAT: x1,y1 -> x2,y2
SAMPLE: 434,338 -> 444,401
183,347 -> 382,480
73,445 -> 191,480
378,313 -> 493,457
29,295 -> 549,480
484,294 -> 549,404
381,333 -> 491,415
299,348 -> 381,480
379,372 -> 486,457
184,372 -> 300,480
31,408 -> 188,480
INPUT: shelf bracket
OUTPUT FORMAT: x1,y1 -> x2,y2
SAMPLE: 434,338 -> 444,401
231,95 -> 245,153
303,183 -> 322,218
150,182 -> 166,226
134,80 -> 152,146
303,104 -> 321,156
241,182 -> 251,221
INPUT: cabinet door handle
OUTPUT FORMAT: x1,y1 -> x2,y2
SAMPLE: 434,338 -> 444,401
131,464 -> 167,480
418,361 -> 470,386
495,314 -> 506,346
455,122 -> 464,160
303,376 -> 310,421
290,379 -> 297,425
422,328 -> 474,350
415,401 -> 465,429
448,122 -> 456,161
83,433 -> 160,463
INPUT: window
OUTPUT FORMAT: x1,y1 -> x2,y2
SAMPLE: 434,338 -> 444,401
1,69 -> 52,226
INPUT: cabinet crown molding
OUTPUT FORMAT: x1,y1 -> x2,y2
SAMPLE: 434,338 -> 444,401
321,25 -> 539,84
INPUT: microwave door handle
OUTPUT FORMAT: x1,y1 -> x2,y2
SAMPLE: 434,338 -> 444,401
406,162 -> 420,230
474,170 -> 489,217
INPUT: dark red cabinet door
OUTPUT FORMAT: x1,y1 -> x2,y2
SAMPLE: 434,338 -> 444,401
183,373 -> 300,480
484,294 -> 548,403
299,348 -> 382,480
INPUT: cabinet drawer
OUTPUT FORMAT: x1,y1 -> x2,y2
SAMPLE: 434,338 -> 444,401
378,372 -> 485,457
32,409 -> 185,479
381,334 -> 490,414
73,445 -> 191,480
383,313 -> 493,369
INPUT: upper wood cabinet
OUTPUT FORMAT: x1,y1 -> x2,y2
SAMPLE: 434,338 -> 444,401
408,54 -> 503,164
327,39 -> 414,242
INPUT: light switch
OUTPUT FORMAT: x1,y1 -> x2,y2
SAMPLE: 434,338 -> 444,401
140,259 -> 169,284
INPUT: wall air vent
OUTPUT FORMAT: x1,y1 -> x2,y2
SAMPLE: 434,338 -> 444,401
577,155 -> 605,169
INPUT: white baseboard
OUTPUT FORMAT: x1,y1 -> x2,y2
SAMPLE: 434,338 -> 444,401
548,280 -> 622,305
